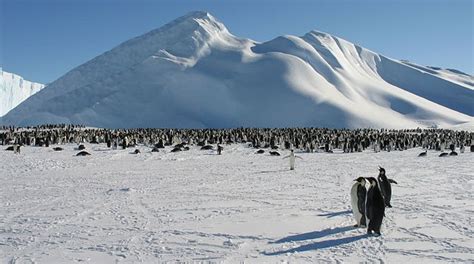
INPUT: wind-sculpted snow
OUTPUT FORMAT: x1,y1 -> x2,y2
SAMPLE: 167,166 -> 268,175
2,11 -> 473,128
1,144 -> 473,262
0,69 -> 45,116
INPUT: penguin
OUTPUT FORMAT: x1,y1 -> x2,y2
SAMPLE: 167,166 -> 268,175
151,147 -> 160,152
5,145 -> 15,151
377,167 -> 397,208
133,149 -> 141,154
78,144 -> 86,150
53,147 -> 63,151
439,152 -> 449,157
255,149 -> 265,154
418,150 -> 427,157
449,151 -> 458,156
13,144 -> 21,154
269,151 -> 280,156
365,177 -> 385,236
283,150 -> 302,170
76,151 -> 91,156
174,143 -> 185,149
217,144 -> 223,155
201,145 -> 213,150
6,145 -> 21,153
171,147 -> 181,152
156,139 -> 165,149
350,177 -> 368,227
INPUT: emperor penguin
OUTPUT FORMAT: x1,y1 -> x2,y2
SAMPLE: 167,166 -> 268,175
350,177 -> 368,227
377,167 -> 397,208
365,177 -> 385,236
283,150 -> 302,170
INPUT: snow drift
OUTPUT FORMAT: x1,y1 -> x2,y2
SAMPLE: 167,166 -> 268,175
0,69 -> 45,117
2,11 -> 473,128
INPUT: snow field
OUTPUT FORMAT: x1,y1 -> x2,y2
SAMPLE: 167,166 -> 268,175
0,144 -> 473,263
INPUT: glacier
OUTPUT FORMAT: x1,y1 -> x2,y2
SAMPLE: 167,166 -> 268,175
1,11 -> 472,128
0,68 -> 45,117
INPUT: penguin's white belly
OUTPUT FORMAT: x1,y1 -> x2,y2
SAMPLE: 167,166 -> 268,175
350,184 -> 362,225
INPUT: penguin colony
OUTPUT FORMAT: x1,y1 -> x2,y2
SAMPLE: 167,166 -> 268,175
350,167 -> 398,236
1,125 -> 472,155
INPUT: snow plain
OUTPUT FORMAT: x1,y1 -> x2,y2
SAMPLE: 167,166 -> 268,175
1,143 -> 473,263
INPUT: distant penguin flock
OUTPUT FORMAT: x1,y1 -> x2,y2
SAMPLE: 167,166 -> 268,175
350,167 -> 398,236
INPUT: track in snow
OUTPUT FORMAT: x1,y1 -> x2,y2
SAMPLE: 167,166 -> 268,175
1,144 -> 472,263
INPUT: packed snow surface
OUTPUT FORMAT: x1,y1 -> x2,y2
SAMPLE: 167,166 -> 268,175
1,143 -> 473,263
1,11 -> 473,128
0,69 -> 45,117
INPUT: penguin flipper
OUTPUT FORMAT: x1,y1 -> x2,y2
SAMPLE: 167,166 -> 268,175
389,179 -> 398,184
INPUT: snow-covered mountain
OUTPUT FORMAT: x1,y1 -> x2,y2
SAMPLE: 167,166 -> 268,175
0,69 -> 45,117
2,11 -> 473,128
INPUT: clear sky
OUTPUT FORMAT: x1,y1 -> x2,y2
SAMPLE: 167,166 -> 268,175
1,0 -> 472,84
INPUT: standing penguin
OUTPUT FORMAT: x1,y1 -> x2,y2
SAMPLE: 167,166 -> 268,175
377,167 -> 398,208
283,149 -> 302,170
350,177 -> 368,227
365,177 -> 385,236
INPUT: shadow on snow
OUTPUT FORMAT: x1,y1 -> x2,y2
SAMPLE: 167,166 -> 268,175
270,225 -> 355,244
265,233 -> 369,255
317,209 -> 352,218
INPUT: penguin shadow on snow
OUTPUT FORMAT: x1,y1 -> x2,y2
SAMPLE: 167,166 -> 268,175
317,209 -> 352,218
265,226 -> 369,255
270,225 -> 355,244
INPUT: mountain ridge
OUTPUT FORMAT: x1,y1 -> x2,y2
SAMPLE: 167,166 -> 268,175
2,11 -> 473,128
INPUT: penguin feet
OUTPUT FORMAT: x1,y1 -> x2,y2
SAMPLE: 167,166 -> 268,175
367,230 -> 381,236
386,204 -> 392,208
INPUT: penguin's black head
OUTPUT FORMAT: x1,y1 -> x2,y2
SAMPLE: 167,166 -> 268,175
353,177 -> 365,183
366,177 -> 378,186
379,167 -> 386,175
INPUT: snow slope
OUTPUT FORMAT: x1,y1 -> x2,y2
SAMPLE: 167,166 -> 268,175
2,11 -> 473,128
0,69 -> 45,117
1,144 -> 473,262
400,61 -> 474,89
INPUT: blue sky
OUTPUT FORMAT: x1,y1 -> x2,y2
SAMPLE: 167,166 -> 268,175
1,0 -> 472,83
